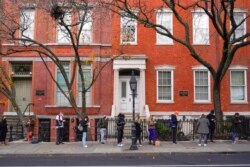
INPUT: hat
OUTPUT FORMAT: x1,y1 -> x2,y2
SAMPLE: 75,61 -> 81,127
103,115 -> 106,118
210,109 -> 215,113
174,111 -> 179,115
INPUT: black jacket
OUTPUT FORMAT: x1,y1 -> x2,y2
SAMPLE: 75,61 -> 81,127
80,119 -> 89,132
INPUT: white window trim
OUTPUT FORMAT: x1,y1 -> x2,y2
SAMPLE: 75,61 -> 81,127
55,62 -> 70,106
192,10 -> 210,45
20,8 -> 35,40
56,10 -> 72,44
120,16 -> 138,45
155,65 -> 175,103
155,9 -> 173,45
231,10 -> 247,43
77,64 -> 92,107
229,66 -> 248,104
192,65 -> 211,103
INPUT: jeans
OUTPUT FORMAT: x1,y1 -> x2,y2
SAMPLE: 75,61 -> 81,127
172,127 -> 177,143
232,131 -> 237,142
56,127 -> 63,144
100,128 -> 106,143
82,132 -> 87,146
199,133 -> 208,144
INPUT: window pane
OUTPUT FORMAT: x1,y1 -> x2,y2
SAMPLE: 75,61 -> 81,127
232,86 -> 245,100
121,82 -> 126,98
156,12 -> 173,44
121,17 -> 136,43
21,9 -> 35,40
231,71 -> 244,85
78,65 -> 92,106
158,71 -> 172,101
56,63 -> 69,105
193,12 -> 209,44
79,11 -> 92,44
231,70 -> 246,102
195,71 -> 209,101
57,11 -> 72,43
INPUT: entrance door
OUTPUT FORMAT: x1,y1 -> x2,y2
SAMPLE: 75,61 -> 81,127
119,76 -> 139,113
10,78 -> 32,113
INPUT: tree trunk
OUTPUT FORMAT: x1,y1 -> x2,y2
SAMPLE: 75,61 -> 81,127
213,78 -> 223,122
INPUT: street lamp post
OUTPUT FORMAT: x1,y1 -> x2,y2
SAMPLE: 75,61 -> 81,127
129,71 -> 138,150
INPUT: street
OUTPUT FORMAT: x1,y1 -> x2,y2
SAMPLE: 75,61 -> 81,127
1,153 -> 250,166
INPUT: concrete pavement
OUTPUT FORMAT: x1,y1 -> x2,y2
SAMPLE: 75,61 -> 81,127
1,139 -> 250,155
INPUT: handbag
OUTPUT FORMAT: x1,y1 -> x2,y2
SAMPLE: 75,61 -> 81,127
78,124 -> 83,131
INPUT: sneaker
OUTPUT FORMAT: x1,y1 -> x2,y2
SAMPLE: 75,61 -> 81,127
117,143 -> 124,147
232,141 -> 236,144
138,144 -> 142,147
101,142 -> 105,144
198,144 -> 201,146
84,145 -> 88,148
204,144 -> 207,147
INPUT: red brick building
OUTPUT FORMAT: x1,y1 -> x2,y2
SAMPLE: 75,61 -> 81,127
0,0 -> 250,141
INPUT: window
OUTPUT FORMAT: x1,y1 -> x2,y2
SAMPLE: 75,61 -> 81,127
192,11 -> 209,45
232,12 -> 246,43
20,8 -> 35,40
230,70 -> 247,103
56,62 -> 70,105
156,10 -> 173,44
120,16 -> 137,44
57,10 -> 72,44
78,65 -> 92,106
156,65 -> 174,103
193,68 -> 210,102
78,10 -> 92,44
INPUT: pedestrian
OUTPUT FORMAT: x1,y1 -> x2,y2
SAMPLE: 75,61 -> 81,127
206,109 -> 216,142
170,111 -> 179,144
147,115 -> 157,145
0,117 -> 8,145
135,114 -> 142,146
196,114 -> 210,147
97,115 -> 108,144
26,118 -> 34,143
55,112 -> 65,145
232,112 -> 242,144
116,113 -> 125,147
80,115 -> 89,148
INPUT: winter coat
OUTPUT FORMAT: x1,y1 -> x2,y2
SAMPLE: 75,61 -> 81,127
170,114 -> 178,128
232,116 -> 242,133
80,119 -> 89,132
98,118 -> 108,128
117,114 -> 125,130
197,117 -> 210,134
206,113 -> 216,129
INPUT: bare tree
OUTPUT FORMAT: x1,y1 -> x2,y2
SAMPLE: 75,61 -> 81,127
0,0 -> 119,121
99,0 -> 250,121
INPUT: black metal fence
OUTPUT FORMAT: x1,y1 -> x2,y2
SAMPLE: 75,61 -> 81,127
102,118 -> 250,141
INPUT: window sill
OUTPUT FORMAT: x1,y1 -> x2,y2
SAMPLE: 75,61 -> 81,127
156,100 -> 174,104
230,101 -> 248,104
155,43 -> 174,46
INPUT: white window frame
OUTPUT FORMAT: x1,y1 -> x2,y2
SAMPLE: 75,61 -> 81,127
156,9 -> 173,45
155,65 -> 175,103
78,10 -> 93,44
229,66 -> 248,103
56,62 -> 70,106
20,8 -> 35,40
192,10 -> 209,45
77,64 -> 92,107
232,10 -> 247,43
193,66 -> 211,103
56,10 -> 72,44
120,15 -> 137,45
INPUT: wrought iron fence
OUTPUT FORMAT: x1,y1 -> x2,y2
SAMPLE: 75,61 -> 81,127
101,118 -> 250,141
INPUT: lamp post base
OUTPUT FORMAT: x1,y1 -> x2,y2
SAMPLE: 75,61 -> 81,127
130,122 -> 138,150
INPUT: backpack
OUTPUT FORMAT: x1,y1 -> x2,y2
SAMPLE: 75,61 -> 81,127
78,123 -> 83,131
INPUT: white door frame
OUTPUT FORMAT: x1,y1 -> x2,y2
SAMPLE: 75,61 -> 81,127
112,55 -> 147,117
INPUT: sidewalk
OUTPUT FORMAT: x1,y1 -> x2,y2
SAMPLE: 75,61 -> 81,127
0,139 -> 250,155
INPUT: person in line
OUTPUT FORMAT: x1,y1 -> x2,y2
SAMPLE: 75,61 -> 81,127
135,114 -> 142,146
55,112 -> 65,145
97,115 -> 108,144
116,113 -> 125,147
147,115 -> 157,145
197,114 -> 210,147
80,115 -> 89,148
0,117 -> 8,145
26,118 -> 34,143
170,111 -> 179,144
232,113 -> 242,144
206,109 -> 216,142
